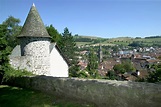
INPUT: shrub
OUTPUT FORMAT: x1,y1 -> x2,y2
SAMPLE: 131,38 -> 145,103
2,66 -> 34,83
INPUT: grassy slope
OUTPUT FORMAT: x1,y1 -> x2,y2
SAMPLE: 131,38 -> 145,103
0,85 -> 94,107
76,36 -> 161,46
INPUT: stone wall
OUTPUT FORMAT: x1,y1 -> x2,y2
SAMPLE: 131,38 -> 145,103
10,37 -> 50,75
7,76 -> 161,107
10,56 -> 33,72
20,37 -> 50,57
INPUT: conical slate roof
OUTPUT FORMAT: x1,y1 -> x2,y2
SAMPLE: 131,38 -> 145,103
18,4 -> 50,38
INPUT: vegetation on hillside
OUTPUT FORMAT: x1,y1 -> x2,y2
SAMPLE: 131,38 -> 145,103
75,36 -> 161,47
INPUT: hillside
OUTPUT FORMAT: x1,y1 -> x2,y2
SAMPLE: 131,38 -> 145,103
74,35 -> 161,47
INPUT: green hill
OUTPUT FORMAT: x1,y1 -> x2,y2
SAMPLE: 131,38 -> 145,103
74,35 -> 161,47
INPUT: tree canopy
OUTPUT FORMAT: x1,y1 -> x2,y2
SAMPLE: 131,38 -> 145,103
46,24 -> 61,43
147,64 -> 161,83
2,16 -> 21,48
87,48 -> 99,78
0,24 -> 11,83
113,61 -> 135,74
58,27 -> 79,77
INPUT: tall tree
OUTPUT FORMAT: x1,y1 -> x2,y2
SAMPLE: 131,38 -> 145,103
46,24 -> 61,43
2,16 -> 21,48
60,28 -> 76,63
87,48 -> 98,71
87,48 -> 99,78
60,27 -> 79,77
0,24 -> 11,84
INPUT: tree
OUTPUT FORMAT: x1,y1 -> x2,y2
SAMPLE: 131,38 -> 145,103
2,16 -> 21,48
113,64 -> 125,74
59,27 -> 79,77
46,24 -> 61,43
113,61 -> 135,74
112,46 -> 119,52
128,41 -> 144,47
87,48 -> 98,71
87,48 -> 99,78
122,61 -> 135,72
147,64 -> 161,83
0,24 -> 11,84
0,16 -> 21,83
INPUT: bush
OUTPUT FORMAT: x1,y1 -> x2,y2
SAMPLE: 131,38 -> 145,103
2,66 -> 34,83
106,70 -> 116,80
147,68 -> 161,83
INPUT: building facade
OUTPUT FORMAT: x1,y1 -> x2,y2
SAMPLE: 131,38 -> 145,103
10,4 -> 69,77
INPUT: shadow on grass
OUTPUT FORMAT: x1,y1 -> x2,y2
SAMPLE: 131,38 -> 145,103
0,85 -> 94,107
0,85 -> 55,107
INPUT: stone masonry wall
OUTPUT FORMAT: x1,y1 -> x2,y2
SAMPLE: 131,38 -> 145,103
10,56 -> 33,71
7,76 -> 161,107
19,37 -> 50,75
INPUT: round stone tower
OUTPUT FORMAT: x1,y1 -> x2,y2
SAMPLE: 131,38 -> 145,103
17,4 -> 51,75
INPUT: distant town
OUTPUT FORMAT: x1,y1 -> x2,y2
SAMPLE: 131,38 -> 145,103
76,35 -> 161,82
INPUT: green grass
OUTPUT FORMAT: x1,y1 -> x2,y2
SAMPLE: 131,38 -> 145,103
0,85 -> 95,107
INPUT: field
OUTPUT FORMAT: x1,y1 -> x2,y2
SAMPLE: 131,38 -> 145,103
75,36 -> 161,47
0,85 -> 94,107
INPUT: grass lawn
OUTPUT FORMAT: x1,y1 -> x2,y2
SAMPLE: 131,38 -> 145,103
0,85 -> 95,107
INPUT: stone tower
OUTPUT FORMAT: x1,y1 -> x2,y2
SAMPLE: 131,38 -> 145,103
17,4 -> 51,75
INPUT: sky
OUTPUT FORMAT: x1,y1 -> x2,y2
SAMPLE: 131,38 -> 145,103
1,0 -> 161,38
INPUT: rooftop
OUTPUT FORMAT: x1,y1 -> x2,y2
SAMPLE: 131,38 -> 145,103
18,4 -> 50,38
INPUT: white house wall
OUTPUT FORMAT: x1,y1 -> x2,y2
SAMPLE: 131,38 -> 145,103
50,46 -> 68,77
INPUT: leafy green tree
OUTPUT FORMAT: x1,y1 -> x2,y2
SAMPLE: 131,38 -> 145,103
147,64 -> 161,83
128,41 -> 144,48
113,61 -> 135,74
113,64 -> 125,74
0,16 -> 21,83
122,61 -> 135,72
87,48 -> 99,78
59,27 -> 79,77
0,24 -> 11,84
87,48 -> 98,71
2,16 -> 21,48
46,24 -> 61,43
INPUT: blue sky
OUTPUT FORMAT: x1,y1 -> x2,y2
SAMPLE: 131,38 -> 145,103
0,0 -> 161,38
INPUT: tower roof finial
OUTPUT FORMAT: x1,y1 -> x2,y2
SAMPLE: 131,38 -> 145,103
32,3 -> 35,7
